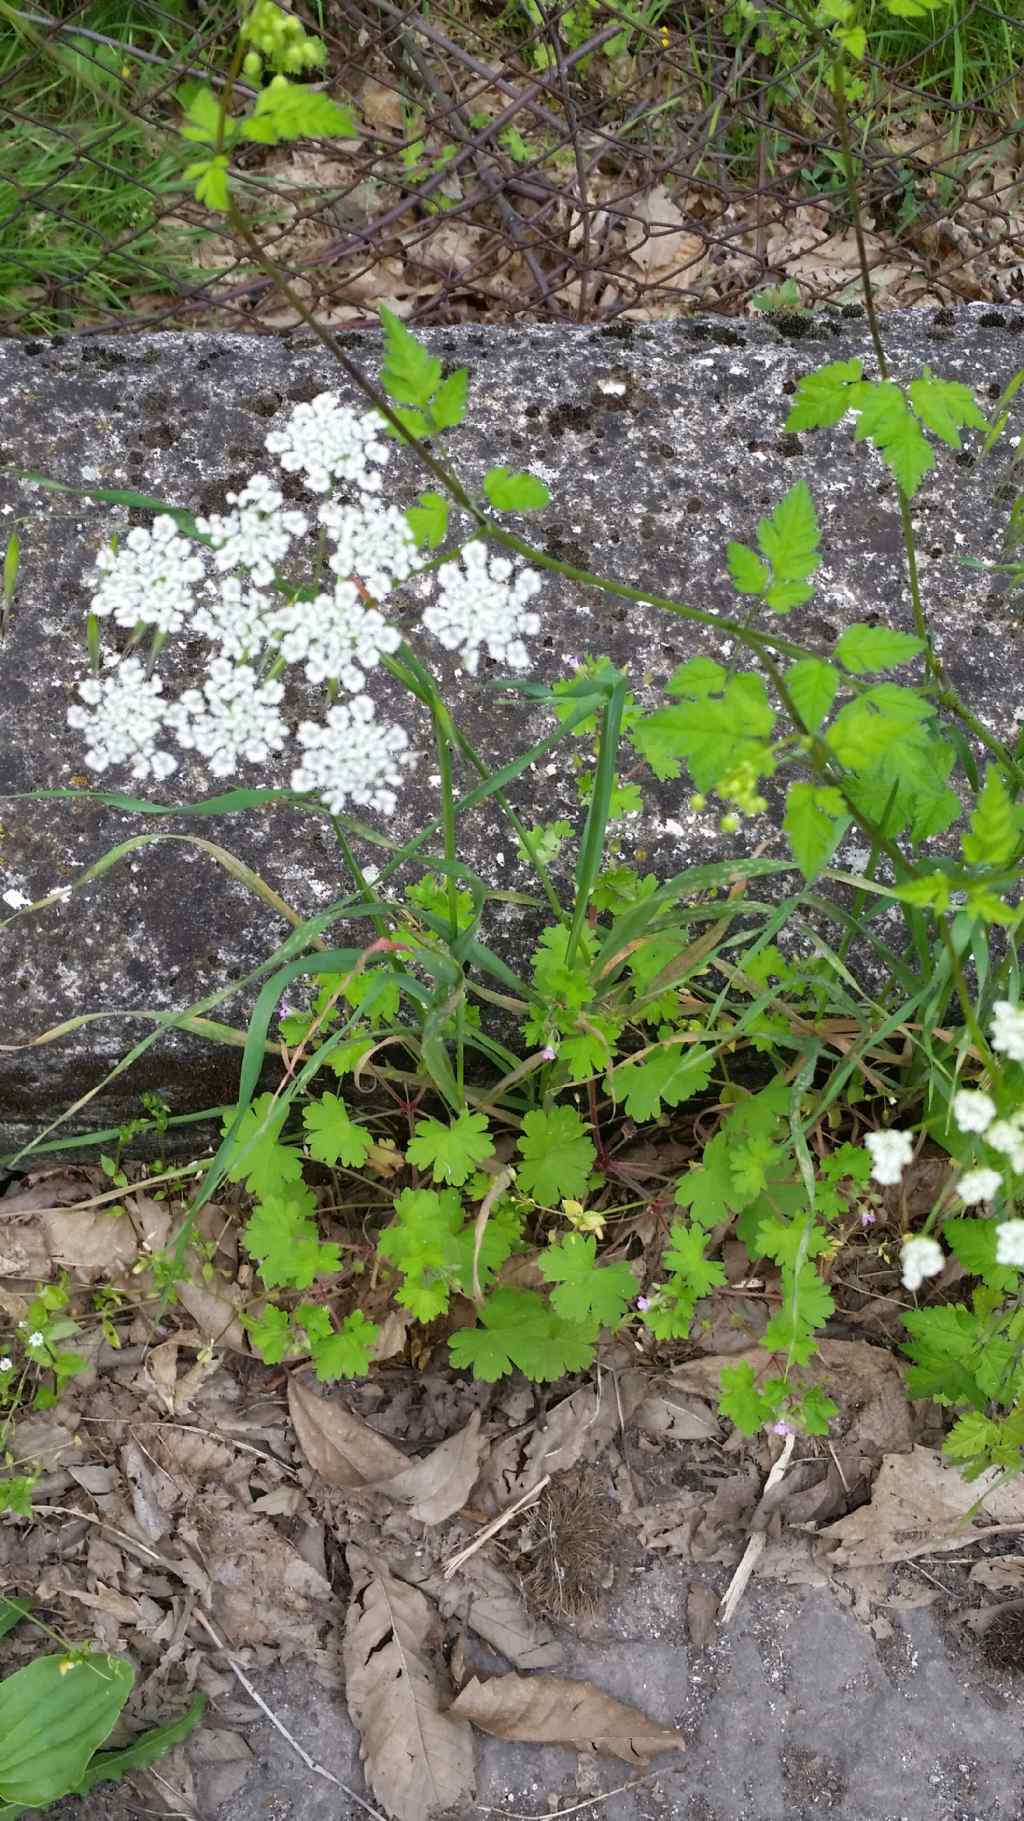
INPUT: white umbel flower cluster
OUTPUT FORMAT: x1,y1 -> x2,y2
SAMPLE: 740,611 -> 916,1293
901,1235 -> 944,1292
986,1114 -> 1024,1175
996,1220 -> 1024,1267
291,697 -> 412,815
957,1166 -> 1003,1205
192,577 -> 275,662
424,542 -> 542,674
321,498 -> 418,600
864,1128 -> 915,1187
90,516 -> 205,635
265,393 -> 390,494
269,582 -> 402,688
165,660 -> 287,776
67,658 -> 177,781
196,474 -> 308,587
952,1089 -> 997,1135
991,1001 -> 1024,1064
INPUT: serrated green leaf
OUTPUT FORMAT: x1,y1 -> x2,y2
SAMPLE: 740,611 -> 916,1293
516,1106 -> 596,1204
962,764 -> 1019,867
241,84 -> 357,145
406,1111 -> 494,1186
610,1044 -> 713,1122
430,368 -> 468,431
223,1094 -> 303,1199
852,381 -> 934,496
303,1092 -> 372,1168
662,1220 -> 727,1299
797,1385 -> 838,1435
242,1180 -> 341,1290
406,493 -> 449,549
727,541 -> 770,595
754,1215 -> 830,1269
184,154 -> 231,211
756,480 -> 821,613
484,467 -> 552,511
379,304 -> 442,408
784,357 -> 863,432
908,367 -> 986,450
540,1234 -> 635,1327
784,657 -> 839,731
784,780 -> 846,881
243,1302 -> 295,1364
943,1217 -> 1018,1292
944,1410 -> 1001,1464
834,623 -> 926,674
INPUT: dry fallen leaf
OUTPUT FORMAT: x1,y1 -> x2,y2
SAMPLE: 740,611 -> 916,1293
970,1557 -> 1024,1592
344,1547 -> 476,1821
399,1555 -> 564,1672
819,1446 -> 1024,1566
450,1672 -> 685,1765
288,1374 -> 408,1488
372,1412 -> 486,1525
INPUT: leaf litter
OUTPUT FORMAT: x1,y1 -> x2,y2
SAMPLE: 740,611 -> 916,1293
5,1165 -> 1024,1819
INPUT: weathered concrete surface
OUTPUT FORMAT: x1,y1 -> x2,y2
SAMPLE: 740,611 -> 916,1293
55,1564 -> 1024,1821
2,305 -> 1024,1154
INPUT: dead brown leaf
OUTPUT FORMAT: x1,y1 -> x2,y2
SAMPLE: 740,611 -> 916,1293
450,1672 -> 685,1764
819,1446 -> 1024,1566
400,1555 -> 564,1671
288,1374 -> 408,1488
970,1557 -> 1024,1591
344,1547 -> 476,1821
371,1412 -> 486,1525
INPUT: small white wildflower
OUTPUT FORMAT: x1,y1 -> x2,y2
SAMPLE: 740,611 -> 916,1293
991,1000 -> 1024,1064
27,1330 -> 45,1348
956,1166 -> 1003,1205
423,541 -> 541,674
192,577 -> 275,662
165,660 -> 288,776
265,395 -> 390,494
1,888 -> 30,910
997,1220 -> 1024,1267
67,656 -> 177,782
952,1089 -> 997,1135
89,515 -> 205,635
900,1235 -> 945,1292
270,581 -> 401,688
321,498 -> 418,600
291,696 -> 412,816
0,1357 -> 12,1373
196,474 -> 307,587
985,1117 -> 1024,1174
864,1128 -> 915,1187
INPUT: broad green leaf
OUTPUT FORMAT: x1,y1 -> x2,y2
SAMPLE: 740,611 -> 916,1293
223,1094 -> 303,1198
309,1310 -> 379,1379
834,623 -> 926,674
539,1234 -> 635,1327
303,1092 -> 373,1168
406,1111 -> 494,1186
909,368 -> 986,449
726,541 -> 769,595
784,780 -> 846,881
484,467 -> 551,511
0,1655 -> 133,1807
718,1361 -> 768,1434
379,305 -> 442,408
406,493 -> 449,549
448,1287 -> 595,1382
852,381 -> 934,496
962,765 -> 1019,867
662,1220 -> 727,1300
610,1044 -> 714,1122
784,656 -> 839,731
516,1106 -> 596,1204
242,1180 -> 341,1290
784,357 -> 863,431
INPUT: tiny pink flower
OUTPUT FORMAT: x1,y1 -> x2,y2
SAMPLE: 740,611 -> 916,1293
860,1209 -> 876,1228
541,1045 -> 558,1061
771,1420 -> 793,1438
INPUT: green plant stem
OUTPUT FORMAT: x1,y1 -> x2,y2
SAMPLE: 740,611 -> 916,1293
937,917 -> 1000,1079
331,819 -> 390,942
432,700 -> 465,1098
